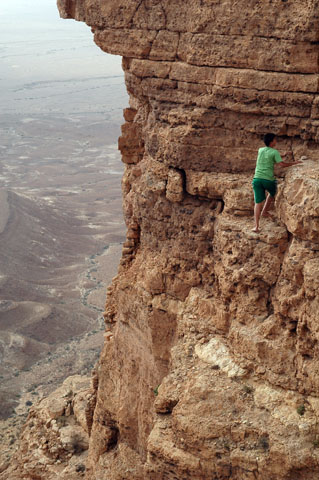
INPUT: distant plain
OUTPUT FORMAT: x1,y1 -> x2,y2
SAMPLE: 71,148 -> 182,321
0,0 -> 128,464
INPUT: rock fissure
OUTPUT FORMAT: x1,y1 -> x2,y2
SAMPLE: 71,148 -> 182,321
129,0 -> 145,28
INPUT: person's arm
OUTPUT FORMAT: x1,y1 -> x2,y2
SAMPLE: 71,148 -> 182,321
279,160 -> 303,168
276,150 -> 303,167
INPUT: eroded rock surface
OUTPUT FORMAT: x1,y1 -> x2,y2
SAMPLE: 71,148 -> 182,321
7,1 -> 319,479
1,375 -> 96,480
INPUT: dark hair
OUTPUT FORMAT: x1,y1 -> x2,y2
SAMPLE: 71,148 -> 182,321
264,133 -> 276,147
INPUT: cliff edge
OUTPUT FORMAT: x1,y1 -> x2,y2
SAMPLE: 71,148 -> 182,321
5,1 -> 319,479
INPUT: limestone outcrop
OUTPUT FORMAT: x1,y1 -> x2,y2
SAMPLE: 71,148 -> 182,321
6,1 -> 319,479
1,376 -> 96,479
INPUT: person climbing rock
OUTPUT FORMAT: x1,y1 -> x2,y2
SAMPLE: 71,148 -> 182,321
252,133 -> 302,232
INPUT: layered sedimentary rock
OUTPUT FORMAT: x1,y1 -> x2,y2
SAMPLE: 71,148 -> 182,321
7,1 -> 319,479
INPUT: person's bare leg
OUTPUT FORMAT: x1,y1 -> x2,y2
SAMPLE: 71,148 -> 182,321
261,194 -> 274,218
253,202 -> 263,232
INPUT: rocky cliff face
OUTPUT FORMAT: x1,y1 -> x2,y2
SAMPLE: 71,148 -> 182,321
5,1 -> 319,479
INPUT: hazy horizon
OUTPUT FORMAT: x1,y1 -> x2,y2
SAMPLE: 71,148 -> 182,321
0,0 -> 127,115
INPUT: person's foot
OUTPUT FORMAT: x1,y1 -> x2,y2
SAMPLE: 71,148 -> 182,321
252,227 -> 260,233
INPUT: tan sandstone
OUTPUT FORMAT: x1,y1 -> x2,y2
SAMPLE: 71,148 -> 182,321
5,1 -> 319,479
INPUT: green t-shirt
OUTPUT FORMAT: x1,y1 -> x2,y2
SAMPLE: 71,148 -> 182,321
254,147 -> 283,181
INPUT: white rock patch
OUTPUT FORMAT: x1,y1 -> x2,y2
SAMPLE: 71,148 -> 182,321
195,337 -> 246,378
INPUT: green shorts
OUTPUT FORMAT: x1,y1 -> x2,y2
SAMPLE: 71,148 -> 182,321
252,178 -> 277,204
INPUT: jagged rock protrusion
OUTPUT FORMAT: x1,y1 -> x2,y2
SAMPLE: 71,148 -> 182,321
118,108 -> 144,165
166,168 -> 184,203
0,376 -> 92,480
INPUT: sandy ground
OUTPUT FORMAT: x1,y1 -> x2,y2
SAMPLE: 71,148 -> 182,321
0,191 -> 10,234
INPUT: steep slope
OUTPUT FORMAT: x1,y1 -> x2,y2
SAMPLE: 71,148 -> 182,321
0,187 -> 122,467
4,1 -> 319,479
0,189 -> 99,413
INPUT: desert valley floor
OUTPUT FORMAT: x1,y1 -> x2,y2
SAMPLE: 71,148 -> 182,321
0,5 -> 128,463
